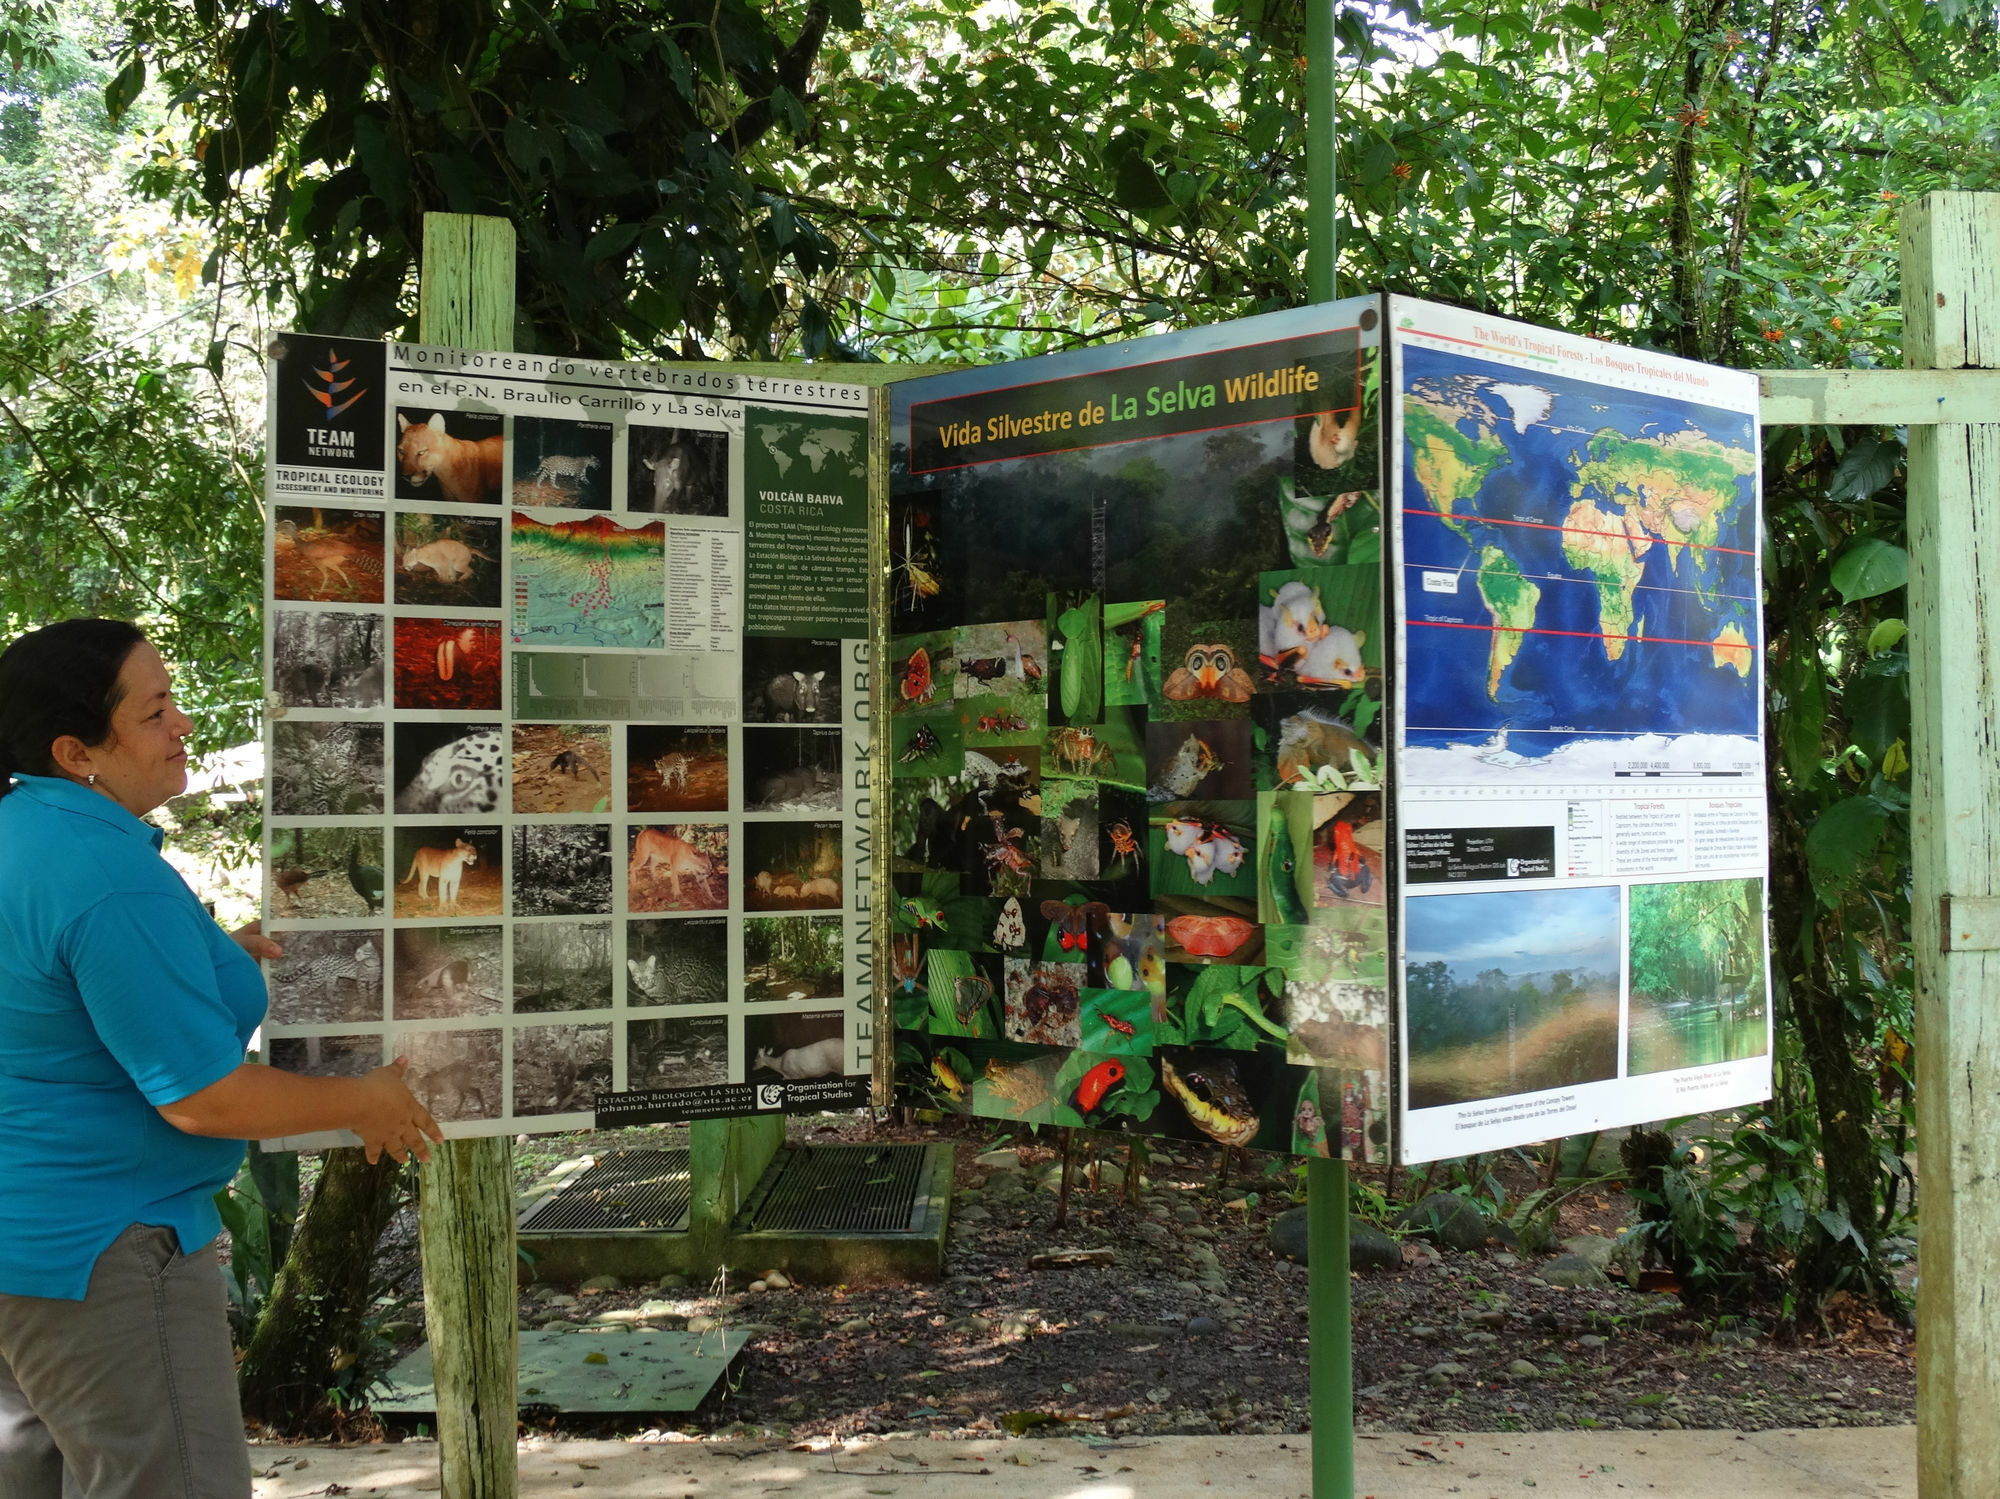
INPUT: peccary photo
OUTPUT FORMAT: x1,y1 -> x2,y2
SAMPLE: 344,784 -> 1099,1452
741,638 -> 842,724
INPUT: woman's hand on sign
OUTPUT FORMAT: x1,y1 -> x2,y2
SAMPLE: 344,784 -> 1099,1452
355,1058 -> 444,1165
231,919 -> 283,962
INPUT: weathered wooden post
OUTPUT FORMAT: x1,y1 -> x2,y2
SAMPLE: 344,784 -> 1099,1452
415,211 -> 520,1499
1904,191 -> 2000,1499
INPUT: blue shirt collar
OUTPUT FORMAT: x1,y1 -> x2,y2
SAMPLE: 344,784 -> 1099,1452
8,774 -> 165,851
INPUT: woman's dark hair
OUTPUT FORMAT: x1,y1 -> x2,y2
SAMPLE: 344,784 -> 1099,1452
0,618 -> 148,797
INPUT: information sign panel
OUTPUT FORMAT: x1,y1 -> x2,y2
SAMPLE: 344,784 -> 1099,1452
259,336 -> 876,1142
887,302 -> 1392,1162
1387,297 -> 1772,1161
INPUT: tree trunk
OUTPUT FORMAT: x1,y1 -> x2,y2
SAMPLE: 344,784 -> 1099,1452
1765,800 -> 1886,1288
238,1147 -> 404,1432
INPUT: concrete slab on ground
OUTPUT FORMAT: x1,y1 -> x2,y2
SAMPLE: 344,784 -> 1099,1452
246,1426 -> 1915,1497
370,1328 -> 750,1415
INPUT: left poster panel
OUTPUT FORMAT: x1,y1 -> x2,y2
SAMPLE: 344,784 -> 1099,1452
260,335 -> 877,1143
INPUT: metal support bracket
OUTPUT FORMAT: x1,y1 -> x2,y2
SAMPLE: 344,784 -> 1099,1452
1939,895 -> 2000,951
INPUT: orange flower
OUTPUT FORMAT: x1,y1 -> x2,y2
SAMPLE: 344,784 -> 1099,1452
1830,317 -> 1844,330
1762,328 -> 1784,342
1392,161 -> 1413,180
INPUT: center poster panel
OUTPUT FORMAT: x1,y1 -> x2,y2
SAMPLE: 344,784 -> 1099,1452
887,301 -> 1390,1162
259,338 -> 874,1144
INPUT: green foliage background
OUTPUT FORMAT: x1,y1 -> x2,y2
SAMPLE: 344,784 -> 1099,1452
0,0 -> 1984,1355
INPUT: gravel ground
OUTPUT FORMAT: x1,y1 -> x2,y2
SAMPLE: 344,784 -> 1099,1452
357,1114 -> 1914,1443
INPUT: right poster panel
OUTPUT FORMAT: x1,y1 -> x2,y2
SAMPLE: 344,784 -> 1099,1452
1387,296 -> 1773,1162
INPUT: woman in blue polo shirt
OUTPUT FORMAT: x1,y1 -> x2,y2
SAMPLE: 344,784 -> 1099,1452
0,619 -> 442,1499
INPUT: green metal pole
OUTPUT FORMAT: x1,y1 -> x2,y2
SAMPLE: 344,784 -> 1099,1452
1306,0 -> 1337,305
1304,4 -> 1354,1498
1307,1160 -> 1354,1497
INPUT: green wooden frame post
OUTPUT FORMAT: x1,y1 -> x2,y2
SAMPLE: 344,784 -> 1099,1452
1304,5 -> 1356,1499
415,211 -> 521,1499
1906,191 -> 2000,1499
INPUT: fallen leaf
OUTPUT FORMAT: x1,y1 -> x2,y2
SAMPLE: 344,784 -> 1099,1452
583,1351 -> 609,1366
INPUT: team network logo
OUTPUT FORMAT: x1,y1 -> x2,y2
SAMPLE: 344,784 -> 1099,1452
305,347 -> 368,423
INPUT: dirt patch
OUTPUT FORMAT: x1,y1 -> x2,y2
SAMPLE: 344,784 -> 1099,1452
358,1116 -> 1915,1445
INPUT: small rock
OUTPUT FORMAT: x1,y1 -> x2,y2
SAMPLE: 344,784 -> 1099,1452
947,1315 -> 991,1334
1506,1359 -> 1540,1378
1464,1331 -> 1498,1345
838,1317 -> 872,1334
1424,1361 -> 1466,1386
1185,1225 -> 1216,1241
1185,1316 -> 1221,1336
1267,1207 -> 1402,1271
1145,1386 -> 1174,1403
1579,1333 -> 1606,1349
1396,1362 -> 1420,1374
1562,1233 -> 1619,1272
1657,1414 -> 1685,1430
1350,1221 -> 1403,1273
1410,1325 -> 1438,1339
976,1149 -> 1023,1170
1095,1163 -> 1126,1189
763,1270 -> 791,1290
1464,1308 -> 1506,1328
543,1293 -> 578,1308
654,1274 -> 687,1290
1492,1251 -> 1520,1267
747,1280 -> 768,1294
686,1315 -> 719,1333
1393,1193 -> 1493,1253
1174,1204 -> 1201,1224
1542,1253 -> 1611,1289
956,1204 -> 992,1222
579,1274 -> 622,1293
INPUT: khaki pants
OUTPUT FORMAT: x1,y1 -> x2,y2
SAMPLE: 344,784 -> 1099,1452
0,1224 -> 252,1499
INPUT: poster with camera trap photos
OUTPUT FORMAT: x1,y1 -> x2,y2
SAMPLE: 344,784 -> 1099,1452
887,301 -> 1393,1163
259,334 -> 880,1144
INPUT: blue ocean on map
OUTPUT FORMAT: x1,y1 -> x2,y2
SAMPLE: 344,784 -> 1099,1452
1398,344 -> 1760,769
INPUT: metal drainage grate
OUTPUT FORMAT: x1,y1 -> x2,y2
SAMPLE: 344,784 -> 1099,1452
735,1145 -> 933,1236
517,1149 -> 693,1233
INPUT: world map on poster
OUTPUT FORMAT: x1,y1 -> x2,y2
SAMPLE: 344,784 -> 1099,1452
753,416 -> 867,491
1399,344 -> 1760,777
511,510 -> 666,649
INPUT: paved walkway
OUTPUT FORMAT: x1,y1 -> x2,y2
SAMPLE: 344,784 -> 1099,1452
248,1426 -> 1914,1497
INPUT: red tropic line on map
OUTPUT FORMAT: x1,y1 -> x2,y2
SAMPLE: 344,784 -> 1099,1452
1404,508 -> 1756,557
1408,619 -> 1759,652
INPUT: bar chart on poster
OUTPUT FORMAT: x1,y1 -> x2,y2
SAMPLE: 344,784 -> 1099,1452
259,336 -> 875,1143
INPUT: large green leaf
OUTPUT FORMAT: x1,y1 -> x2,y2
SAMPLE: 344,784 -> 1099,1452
1804,797 -> 1892,906
1844,668 -> 1909,760
1831,539 -> 1908,604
